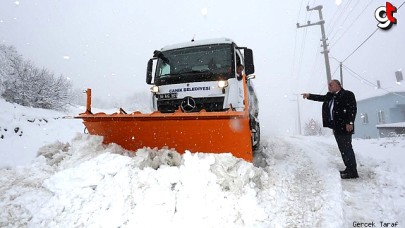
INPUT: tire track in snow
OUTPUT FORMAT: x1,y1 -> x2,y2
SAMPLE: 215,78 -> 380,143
294,137 -> 405,227
260,136 -> 343,227
326,147 -> 405,225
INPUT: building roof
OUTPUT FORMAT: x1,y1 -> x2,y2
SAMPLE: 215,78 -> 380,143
376,122 -> 405,128
357,91 -> 405,102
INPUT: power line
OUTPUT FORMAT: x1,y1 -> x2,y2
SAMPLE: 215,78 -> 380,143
311,0 -> 317,6
306,0 -> 317,18
330,0 -> 374,48
297,0 -> 306,21
326,0 -> 349,33
296,0 -> 308,66
318,65 -> 339,94
297,5 -> 312,79
343,1 -> 405,62
339,1 -> 361,28
343,65 -> 376,87
292,0 -> 306,82
342,28 -> 378,62
328,0 -> 361,43
292,29 -> 299,80
309,45 -> 322,77
343,65 -> 405,98
326,6 -> 342,34
318,81 -> 327,94
331,65 -> 339,77
327,0 -> 354,37
295,1 -> 315,90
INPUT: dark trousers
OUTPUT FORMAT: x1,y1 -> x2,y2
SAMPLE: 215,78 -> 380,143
334,133 -> 357,173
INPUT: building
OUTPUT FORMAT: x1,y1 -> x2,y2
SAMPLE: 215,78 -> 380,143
354,92 -> 405,139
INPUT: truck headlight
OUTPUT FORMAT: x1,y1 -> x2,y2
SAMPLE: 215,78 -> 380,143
218,80 -> 228,88
150,86 -> 159,93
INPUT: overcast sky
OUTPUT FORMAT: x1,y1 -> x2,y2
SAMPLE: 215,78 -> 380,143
0,0 -> 404,135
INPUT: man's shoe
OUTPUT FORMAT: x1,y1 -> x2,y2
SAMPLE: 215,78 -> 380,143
339,169 -> 347,174
340,172 -> 359,179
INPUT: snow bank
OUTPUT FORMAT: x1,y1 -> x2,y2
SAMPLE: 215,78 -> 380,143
0,134 -> 270,228
0,98 -> 83,167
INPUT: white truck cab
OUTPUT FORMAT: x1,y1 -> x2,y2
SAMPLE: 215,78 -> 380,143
146,38 -> 260,148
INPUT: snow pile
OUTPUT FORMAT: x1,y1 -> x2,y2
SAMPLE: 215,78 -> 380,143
1,134 -> 270,227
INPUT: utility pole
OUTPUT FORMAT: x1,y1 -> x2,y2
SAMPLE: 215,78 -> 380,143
339,62 -> 343,87
296,94 -> 302,135
291,94 -> 302,135
330,56 -> 344,87
297,5 -> 332,87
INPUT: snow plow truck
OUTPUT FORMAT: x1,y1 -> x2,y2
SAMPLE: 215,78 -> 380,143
76,38 -> 260,162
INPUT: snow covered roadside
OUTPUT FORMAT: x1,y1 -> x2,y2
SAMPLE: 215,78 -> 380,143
1,134 -> 270,227
0,98 -> 83,167
295,136 -> 405,227
1,99 -> 404,227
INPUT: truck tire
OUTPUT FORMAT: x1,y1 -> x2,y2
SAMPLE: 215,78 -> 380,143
252,122 -> 260,151
250,116 -> 260,151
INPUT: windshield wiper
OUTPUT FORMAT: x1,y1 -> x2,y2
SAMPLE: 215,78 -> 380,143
160,73 -> 184,78
160,70 -> 212,78
177,70 -> 212,74
153,50 -> 169,64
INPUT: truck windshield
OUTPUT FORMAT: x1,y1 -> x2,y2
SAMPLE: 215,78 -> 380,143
154,44 -> 233,85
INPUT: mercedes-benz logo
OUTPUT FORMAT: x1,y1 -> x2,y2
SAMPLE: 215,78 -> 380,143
180,96 -> 196,112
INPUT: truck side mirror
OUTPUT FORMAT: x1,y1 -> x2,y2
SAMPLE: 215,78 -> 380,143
244,49 -> 255,75
247,74 -> 256,80
146,59 -> 153,84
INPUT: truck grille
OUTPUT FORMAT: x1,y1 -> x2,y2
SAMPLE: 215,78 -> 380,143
157,97 -> 225,113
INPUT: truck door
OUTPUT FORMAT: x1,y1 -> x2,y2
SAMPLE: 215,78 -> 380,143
236,49 -> 246,109
226,49 -> 245,111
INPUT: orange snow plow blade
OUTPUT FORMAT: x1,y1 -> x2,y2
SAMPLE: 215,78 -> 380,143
75,90 -> 253,161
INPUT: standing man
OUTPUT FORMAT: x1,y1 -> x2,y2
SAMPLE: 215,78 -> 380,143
302,79 -> 359,179
236,63 -> 244,81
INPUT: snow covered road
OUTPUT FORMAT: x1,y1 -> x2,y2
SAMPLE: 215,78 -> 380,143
259,136 -> 405,227
257,136 -> 344,227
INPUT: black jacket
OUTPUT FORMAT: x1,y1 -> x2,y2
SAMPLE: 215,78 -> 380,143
308,89 -> 357,135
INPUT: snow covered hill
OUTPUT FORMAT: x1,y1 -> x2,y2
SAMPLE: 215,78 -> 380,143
1,99 -> 404,227
0,98 -> 84,167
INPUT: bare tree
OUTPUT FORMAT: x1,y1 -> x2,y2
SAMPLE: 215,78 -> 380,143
304,119 -> 324,136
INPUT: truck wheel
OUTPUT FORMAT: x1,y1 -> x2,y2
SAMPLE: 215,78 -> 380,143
252,122 -> 260,151
249,115 -> 260,151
